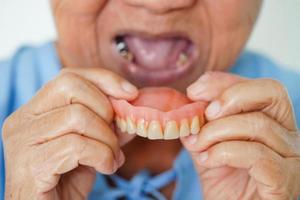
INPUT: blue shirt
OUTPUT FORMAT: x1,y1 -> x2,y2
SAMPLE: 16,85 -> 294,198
0,42 -> 300,199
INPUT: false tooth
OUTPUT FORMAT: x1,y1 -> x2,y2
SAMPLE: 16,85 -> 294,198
180,119 -> 190,137
120,118 -> 127,132
126,118 -> 136,134
136,119 -> 147,138
116,41 -> 126,52
115,116 -> 121,129
176,53 -> 188,67
120,51 -> 134,62
191,116 -> 200,135
164,121 -> 180,140
148,121 -> 163,140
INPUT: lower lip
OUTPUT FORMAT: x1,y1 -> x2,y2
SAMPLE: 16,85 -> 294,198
111,42 -> 198,86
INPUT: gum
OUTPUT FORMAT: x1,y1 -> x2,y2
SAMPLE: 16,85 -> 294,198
110,87 -> 207,128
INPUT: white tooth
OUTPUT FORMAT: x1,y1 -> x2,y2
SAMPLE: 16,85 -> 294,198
136,119 -> 147,138
126,118 -> 136,134
120,51 -> 134,62
115,116 -> 121,129
148,121 -> 163,140
176,53 -> 188,67
180,119 -> 190,137
164,121 -> 179,140
120,118 -> 127,132
191,116 -> 200,135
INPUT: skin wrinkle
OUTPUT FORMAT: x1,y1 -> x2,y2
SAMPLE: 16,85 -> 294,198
3,0 -> 300,199
52,0 -> 262,90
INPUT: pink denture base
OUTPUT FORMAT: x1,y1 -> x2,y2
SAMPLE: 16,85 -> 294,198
110,87 -> 207,127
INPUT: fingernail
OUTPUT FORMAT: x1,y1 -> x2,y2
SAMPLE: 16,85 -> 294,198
198,73 -> 211,82
187,82 -> 206,97
206,101 -> 221,118
185,135 -> 198,145
198,151 -> 208,163
121,81 -> 138,94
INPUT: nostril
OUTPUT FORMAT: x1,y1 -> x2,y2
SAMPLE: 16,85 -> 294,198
124,0 -> 196,14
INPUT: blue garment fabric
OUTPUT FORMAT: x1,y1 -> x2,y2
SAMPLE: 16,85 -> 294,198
0,42 -> 300,199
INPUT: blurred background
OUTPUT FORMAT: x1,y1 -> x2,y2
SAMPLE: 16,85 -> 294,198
0,1 -> 299,71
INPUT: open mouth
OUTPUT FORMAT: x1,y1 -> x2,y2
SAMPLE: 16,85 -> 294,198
113,34 -> 198,85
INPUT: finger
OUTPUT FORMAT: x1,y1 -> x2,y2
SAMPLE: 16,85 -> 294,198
205,79 -> 297,131
62,67 -> 138,99
114,125 -> 136,146
27,72 -> 114,123
27,104 -> 122,161
182,112 -> 300,157
32,134 -> 124,193
193,141 -> 287,190
187,71 -> 245,101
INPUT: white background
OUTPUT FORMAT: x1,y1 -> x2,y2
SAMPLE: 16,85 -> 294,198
0,1 -> 299,70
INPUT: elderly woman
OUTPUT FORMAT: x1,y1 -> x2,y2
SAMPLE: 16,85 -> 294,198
1,0 -> 300,199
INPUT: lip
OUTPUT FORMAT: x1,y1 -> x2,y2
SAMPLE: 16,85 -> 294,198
111,31 -> 199,86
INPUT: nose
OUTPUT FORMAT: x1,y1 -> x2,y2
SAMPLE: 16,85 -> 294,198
124,0 -> 195,14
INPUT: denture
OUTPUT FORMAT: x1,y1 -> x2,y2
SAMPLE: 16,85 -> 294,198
110,87 -> 207,140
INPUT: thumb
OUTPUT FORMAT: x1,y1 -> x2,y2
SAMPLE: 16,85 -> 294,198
187,71 -> 245,102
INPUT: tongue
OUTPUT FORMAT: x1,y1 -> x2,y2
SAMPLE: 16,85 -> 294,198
124,35 -> 190,69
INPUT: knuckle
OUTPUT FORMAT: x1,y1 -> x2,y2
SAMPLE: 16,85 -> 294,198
68,134 -> 86,157
55,72 -> 81,93
248,112 -> 270,133
67,104 -> 91,132
221,86 -> 234,101
264,79 -> 288,97
253,142 -> 268,157
266,78 -> 284,89
99,68 -> 117,79
101,103 -> 114,123
217,142 -> 232,164
2,115 -> 15,139
99,68 -> 123,84
94,95 -> 114,123
58,71 -> 77,84
2,111 -> 21,140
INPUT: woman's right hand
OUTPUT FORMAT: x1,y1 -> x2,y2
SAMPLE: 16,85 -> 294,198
2,68 -> 138,200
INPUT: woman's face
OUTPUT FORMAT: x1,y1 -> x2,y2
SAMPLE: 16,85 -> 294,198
52,0 -> 262,91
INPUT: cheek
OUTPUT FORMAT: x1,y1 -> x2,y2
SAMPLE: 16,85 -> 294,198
203,0 -> 262,70
52,0 -> 107,14
206,0 -> 261,28
53,0 -> 109,68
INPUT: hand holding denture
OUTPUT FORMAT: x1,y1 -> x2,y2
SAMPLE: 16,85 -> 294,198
2,68 -> 139,198
182,72 -> 300,200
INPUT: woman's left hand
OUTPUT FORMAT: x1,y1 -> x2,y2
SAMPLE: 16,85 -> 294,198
182,72 -> 300,200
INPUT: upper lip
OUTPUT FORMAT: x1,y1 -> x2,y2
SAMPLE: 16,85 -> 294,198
111,29 -> 194,45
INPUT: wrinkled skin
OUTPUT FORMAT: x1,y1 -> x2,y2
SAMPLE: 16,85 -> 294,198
52,0 -> 261,90
184,72 -> 300,200
3,68 -> 139,199
3,0 -> 300,199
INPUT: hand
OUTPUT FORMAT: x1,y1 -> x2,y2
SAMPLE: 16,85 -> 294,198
182,72 -> 300,200
2,68 -> 138,200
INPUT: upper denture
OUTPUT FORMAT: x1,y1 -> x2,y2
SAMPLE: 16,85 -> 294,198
110,87 -> 207,140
